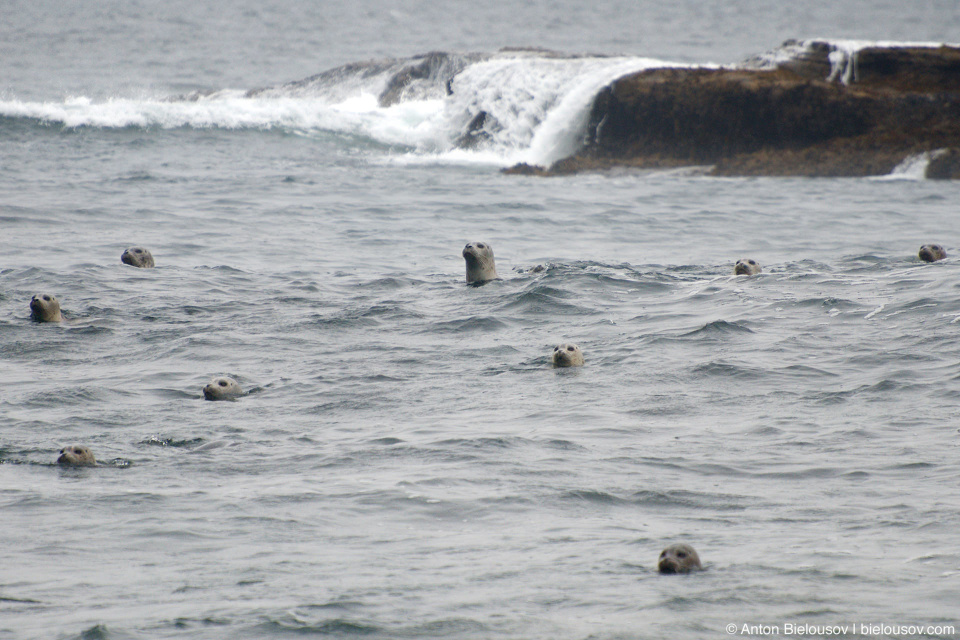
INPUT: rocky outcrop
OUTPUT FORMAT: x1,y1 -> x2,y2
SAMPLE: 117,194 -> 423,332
505,41 -> 960,178
247,51 -> 489,107
762,40 -> 960,92
925,148 -> 960,179
378,52 -> 487,107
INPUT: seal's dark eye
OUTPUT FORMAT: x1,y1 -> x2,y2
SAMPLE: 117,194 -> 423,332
659,551 -> 666,558
477,243 -> 485,249
554,346 -> 559,351
749,260 -> 756,265
43,295 -> 51,301
219,380 -> 228,387
677,551 -> 687,558
567,346 -> 575,351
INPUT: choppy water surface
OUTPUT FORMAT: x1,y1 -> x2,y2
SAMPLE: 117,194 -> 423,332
2,1 -> 960,639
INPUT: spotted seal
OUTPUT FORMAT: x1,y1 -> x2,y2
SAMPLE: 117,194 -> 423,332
202,376 -> 243,401
734,258 -> 761,275
918,244 -> 946,262
30,294 -> 63,323
657,543 -> 703,574
121,246 -> 155,268
462,241 -> 499,284
57,445 -> 96,467
552,343 -> 584,368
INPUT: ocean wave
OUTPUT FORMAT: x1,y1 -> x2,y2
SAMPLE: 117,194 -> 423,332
1,39 -> 954,174
0,49 -> 682,167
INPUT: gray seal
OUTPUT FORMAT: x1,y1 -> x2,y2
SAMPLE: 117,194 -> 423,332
57,445 -> 96,466
462,241 -> 499,284
734,258 -> 761,275
30,294 -> 63,323
658,543 -> 702,574
552,343 -> 584,367
918,244 -> 946,262
122,246 -> 155,268
203,376 -> 243,401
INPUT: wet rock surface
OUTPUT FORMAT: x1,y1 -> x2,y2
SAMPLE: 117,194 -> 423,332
505,41 -> 960,178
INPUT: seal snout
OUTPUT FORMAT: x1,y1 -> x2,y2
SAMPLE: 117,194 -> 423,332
57,445 -> 96,467
30,293 -> 63,323
657,543 -> 702,575
919,244 -> 946,262
551,343 -> 584,368
734,258 -> 761,276
202,376 -> 243,401
462,241 -> 499,284
121,246 -> 155,268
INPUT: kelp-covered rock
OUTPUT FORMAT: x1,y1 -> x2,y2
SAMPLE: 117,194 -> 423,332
924,148 -> 960,179
506,41 -> 960,178
753,39 -> 960,92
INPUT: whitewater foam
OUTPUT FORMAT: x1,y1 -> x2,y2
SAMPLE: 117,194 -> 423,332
819,39 -> 957,85
432,54 -> 691,165
744,38 -> 960,84
0,51 -> 683,167
874,149 -> 949,181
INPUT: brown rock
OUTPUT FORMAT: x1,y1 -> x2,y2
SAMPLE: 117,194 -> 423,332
925,148 -> 960,179
504,43 -> 960,178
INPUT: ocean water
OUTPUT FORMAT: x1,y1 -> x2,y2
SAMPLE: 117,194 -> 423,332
2,2 -> 960,639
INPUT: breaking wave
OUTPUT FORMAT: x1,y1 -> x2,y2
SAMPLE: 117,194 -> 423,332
0,50 -> 683,167
1,39 -> 954,170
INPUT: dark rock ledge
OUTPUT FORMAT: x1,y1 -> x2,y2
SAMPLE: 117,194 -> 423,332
504,41 -> 960,178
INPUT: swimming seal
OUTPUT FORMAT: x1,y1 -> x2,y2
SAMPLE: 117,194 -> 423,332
462,241 -> 499,284
30,294 -> 63,323
552,343 -> 584,368
203,376 -> 243,401
121,246 -> 155,268
918,244 -> 946,262
57,445 -> 96,467
734,259 -> 761,275
657,543 -> 702,574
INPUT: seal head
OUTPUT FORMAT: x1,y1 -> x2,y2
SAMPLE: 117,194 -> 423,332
552,343 -> 584,368
122,246 -> 155,268
918,244 -> 946,262
462,241 -> 499,284
203,376 -> 243,401
658,543 -> 702,574
57,445 -> 96,467
30,294 -> 62,323
734,259 -> 761,275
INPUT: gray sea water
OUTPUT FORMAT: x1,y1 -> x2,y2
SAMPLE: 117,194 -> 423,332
2,2 -> 960,639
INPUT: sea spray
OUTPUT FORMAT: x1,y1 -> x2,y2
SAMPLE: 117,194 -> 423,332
0,51 -> 684,166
